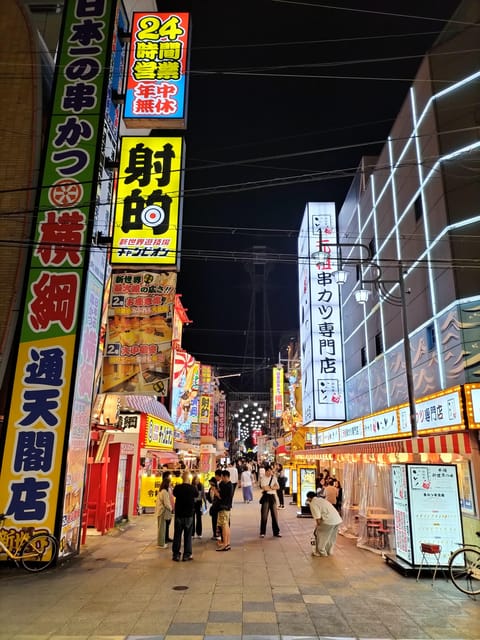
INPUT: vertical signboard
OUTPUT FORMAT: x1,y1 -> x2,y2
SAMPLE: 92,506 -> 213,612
58,1 -> 128,559
124,12 -> 190,129
298,203 -> 346,426
272,366 -> 284,418
111,136 -> 184,269
392,464 -> 463,566
0,0 -> 118,541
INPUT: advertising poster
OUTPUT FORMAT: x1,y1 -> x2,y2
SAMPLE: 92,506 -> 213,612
393,464 -> 463,566
171,350 -> 199,434
102,271 -> 176,395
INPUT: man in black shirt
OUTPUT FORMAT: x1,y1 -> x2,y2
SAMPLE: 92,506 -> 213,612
172,471 -> 197,561
216,470 -> 233,551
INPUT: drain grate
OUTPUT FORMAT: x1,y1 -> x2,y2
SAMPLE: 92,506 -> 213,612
172,585 -> 189,590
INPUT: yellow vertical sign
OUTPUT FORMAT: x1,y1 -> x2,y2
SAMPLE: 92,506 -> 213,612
112,136 -> 184,268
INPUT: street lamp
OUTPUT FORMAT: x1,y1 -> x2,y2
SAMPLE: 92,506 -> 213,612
354,262 -> 418,440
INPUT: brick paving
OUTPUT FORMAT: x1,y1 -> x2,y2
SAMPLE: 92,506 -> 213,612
0,487 -> 478,640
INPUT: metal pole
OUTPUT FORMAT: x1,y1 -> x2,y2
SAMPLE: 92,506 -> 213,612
398,264 -> 417,439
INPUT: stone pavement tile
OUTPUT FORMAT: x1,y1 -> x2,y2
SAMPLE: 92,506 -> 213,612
50,636 -> 91,640
95,614 -> 143,636
242,591 -> 275,603
207,610 -> 243,622
128,622 -> 168,636
164,635 -> 203,640
242,611 -> 277,623
172,610 -> 209,623
302,594 -> 334,604
209,595 -> 243,611
127,636 -> 164,640
242,636 -> 280,640
271,592 -> 304,603
242,623 -> 281,635
204,621 -> 242,635
276,612 -> 317,636
309,612 -> 354,638
242,601 -> 275,611
165,623 -> 207,635
6,636 -> 52,640
273,601 -> 308,612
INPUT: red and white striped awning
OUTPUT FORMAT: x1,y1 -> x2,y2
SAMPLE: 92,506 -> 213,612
292,432 -> 473,458
405,432 -> 472,455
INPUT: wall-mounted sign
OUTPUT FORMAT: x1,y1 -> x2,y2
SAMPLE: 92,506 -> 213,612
124,13 -> 190,129
112,136 -> 184,268
273,366 -> 284,418
298,203 -> 346,426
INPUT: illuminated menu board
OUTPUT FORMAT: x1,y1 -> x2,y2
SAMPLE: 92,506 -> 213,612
299,467 -> 316,509
392,464 -> 463,566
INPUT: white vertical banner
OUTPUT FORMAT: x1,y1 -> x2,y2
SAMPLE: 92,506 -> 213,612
298,203 -> 346,426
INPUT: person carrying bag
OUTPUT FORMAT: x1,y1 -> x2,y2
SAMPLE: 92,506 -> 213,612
155,477 -> 173,548
258,466 -> 282,538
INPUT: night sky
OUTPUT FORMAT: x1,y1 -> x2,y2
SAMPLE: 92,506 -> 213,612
159,0 -> 461,392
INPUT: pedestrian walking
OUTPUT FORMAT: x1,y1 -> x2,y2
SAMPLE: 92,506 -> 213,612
154,476 -> 173,548
306,491 -> 343,557
259,465 -> 281,538
240,464 -> 253,503
227,461 -> 238,502
275,463 -> 286,508
206,476 -> 221,540
172,471 -> 196,561
191,474 -> 204,538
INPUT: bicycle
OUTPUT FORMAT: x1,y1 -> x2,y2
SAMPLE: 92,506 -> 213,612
0,513 -> 58,572
448,532 -> 480,597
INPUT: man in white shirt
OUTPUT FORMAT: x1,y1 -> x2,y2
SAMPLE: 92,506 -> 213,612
227,462 -> 238,499
306,491 -> 342,557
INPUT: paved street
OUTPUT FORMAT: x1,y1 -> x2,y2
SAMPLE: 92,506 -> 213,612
0,487 -> 479,640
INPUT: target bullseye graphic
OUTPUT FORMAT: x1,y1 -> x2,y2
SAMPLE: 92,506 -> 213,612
141,205 -> 165,228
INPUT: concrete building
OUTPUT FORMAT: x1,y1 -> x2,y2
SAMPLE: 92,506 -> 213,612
338,0 -> 480,418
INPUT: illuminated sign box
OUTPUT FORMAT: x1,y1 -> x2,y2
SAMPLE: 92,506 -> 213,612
124,13 -> 190,129
111,136 -> 184,268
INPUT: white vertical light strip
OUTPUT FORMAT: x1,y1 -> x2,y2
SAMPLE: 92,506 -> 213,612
356,200 -> 373,415
385,134 -> 402,408
410,86 -> 445,388
371,174 -> 389,411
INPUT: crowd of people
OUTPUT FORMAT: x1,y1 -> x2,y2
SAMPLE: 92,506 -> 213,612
154,461 -> 343,561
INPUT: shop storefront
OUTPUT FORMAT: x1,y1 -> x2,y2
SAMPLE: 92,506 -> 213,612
83,394 -> 176,537
290,384 -> 480,562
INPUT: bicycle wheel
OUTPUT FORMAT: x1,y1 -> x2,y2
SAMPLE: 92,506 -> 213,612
20,533 -> 58,572
449,547 -> 480,596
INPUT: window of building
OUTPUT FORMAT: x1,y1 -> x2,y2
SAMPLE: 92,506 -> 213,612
369,237 -> 376,257
414,195 -> 424,222
375,332 -> 383,356
361,346 -> 367,367
426,324 -> 436,351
